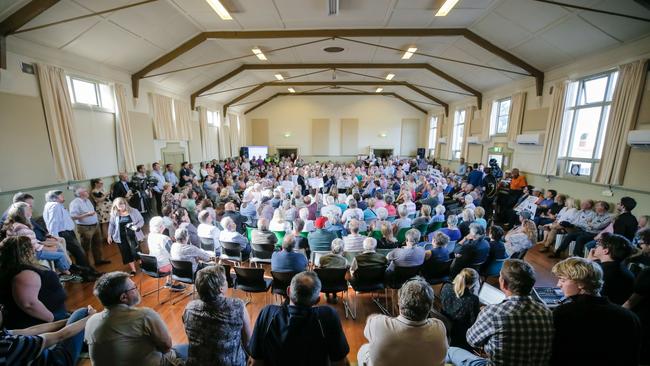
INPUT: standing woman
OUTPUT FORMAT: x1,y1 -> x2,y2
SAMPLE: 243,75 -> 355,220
107,197 -> 144,276
90,178 -> 112,243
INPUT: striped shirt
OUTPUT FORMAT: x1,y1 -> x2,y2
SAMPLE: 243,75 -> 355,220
467,296 -> 554,366
0,329 -> 45,366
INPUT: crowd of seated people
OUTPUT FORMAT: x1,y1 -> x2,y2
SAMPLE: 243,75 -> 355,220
1,153 -> 649,365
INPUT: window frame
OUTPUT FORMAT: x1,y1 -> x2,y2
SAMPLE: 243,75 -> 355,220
451,109 -> 466,161
557,69 -> 618,179
207,110 -> 221,126
66,75 -> 114,112
490,97 -> 511,136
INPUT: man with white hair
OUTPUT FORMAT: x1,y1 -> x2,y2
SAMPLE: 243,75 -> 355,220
350,237 -> 388,273
219,216 -> 251,259
343,219 -> 367,252
197,210 -> 221,255
321,195 -> 342,221
251,218 -> 277,247
70,187 -> 109,266
319,238 -> 348,269
463,194 -> 476,210
341,199 -> 364,226
148,216 -> 185,291
386,229 -> 425,271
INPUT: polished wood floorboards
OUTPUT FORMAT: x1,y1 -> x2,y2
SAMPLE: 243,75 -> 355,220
69,241 -> 559,366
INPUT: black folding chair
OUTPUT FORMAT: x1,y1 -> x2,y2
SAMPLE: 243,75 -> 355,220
233,267 -> 272,305
387,265 -> 422,315
250,243 -> 275,268
220,241 -> 246,266
170,259 -> 195,305
420,258 -> 453,285
349,266 -> 388,319
314,268 -> 352,318
138,253 -> 171,304
271,271 -> 299,304
199,236 -> 215,252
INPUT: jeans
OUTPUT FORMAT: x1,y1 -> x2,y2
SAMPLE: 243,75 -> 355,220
37,248 -> 71,272
39,307 -> 88,366
446,346 -> 492,366
173,344 -> 189,361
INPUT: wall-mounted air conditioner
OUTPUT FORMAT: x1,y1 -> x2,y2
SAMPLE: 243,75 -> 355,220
467,136 -> 480,144
438,137 -> 447,144
627,129 -> 650,148
516,133 -> 544,145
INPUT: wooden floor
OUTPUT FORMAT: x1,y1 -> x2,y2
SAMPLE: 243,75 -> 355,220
68,241 -> 560,366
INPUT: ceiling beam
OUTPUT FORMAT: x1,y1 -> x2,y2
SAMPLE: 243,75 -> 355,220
133,28 -> 544,99
226,80 -> 447,116
0,0 -> 60,69
245,92 -> 428,114
190,62 -> 482,109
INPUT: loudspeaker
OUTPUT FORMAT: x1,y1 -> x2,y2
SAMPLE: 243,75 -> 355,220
239,146 -> 249,158
416,148 -> 426,159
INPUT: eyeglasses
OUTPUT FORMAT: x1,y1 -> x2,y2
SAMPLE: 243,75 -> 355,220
123,285 -> 138,294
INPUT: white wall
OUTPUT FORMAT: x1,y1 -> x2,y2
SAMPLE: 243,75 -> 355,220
246,95 -> 425,156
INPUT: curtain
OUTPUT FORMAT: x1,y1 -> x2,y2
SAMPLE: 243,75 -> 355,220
150,93 -> 174,140
435,112 -> 445,159
460,106 -> 474,160
36,63 -> 85,181
114,84 -> 137,173
507,92 -> 527,142
218,120 -> 231,158
198,106 -> 210,161
480,101 -> 493,143
540,81 -> 569,176
228,113 -> 241,157
173,99 -> 193,140
594,59 -> 648,185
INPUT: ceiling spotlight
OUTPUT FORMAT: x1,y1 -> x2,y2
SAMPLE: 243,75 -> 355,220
385,73 -> 395,80
288,87 -> 296,93
375,87 -> 383,93
274,73 -> 284,81
402,47 -> 417,60
252,47 -> 267,61
435,0 -> 460,17
206,0 -> 232,20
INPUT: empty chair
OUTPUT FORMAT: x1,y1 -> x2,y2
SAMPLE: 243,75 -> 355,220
371,230 -> 383,240
349,266 -> 388,319
220,241 -> 246,266
272,231 -> 286,245
138,252 -> 171,304
420,258 -> 452,285
271,271 -> 299,303
250,243 -> 275,267
199,236 -> 215,252
170,259 -> 195,305
314,268 -> 351,317
233,267 -> 272,304
245,226 -> 255,242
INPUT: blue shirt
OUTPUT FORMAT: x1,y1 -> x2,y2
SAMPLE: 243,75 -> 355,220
150,170 -> 165,192
271,250 -> 308,272
429,247 -> 450,263
164,171 -> 179,186
468,170 -> 483,187
43,202 -> 75,236
435,227 -> 461,242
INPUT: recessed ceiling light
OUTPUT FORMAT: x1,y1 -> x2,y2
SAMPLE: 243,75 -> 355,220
324,46 -> 345,53
252,47 -> 267,61
402,47 -> 417,60
385,73 -> 395,80
375,87 -> 383,93
274,73 -> 284,81
288,87 -> 296,93
435,0 -> 460,16
206,0 -> 232,20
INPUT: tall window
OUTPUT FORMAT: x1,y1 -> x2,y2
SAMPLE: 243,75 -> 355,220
558,70 -> 618,177
207,110 -> 220,126
66,76 -> 113,111
428,116 -> 438,156
490,97 -> 511,135
451,109 -> 466,160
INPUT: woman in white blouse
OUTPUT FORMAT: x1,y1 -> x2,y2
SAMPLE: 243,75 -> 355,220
538,197 -> 579,252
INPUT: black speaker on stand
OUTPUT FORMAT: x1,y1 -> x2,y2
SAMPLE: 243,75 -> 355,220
416,148 -> 426,159
239,146 -> 249,159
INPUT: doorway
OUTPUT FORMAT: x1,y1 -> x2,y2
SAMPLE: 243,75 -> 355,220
372,149 -> 394,159
277,148 -> 298,159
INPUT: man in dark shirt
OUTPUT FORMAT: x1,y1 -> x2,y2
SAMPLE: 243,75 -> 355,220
587,233 -> 635,305
179,162 -> 192,187
450,223 -> 490,278
467,163 -> 483,188
249,271 -> 349,366
614,196 -> 638,242
551,257 -> 641,366
222,202 -> 247,234
625,267 -> 650,363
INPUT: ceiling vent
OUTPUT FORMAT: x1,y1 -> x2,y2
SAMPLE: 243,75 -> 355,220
328,0 -> 339,16
324,46 -> 344,53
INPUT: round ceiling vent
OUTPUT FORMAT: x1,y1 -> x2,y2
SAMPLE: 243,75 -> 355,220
323,46 -> 345,53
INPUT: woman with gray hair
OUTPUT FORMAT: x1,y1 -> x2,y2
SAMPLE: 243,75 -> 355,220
182,265 -> 252,366
357,276 -> 447,366
386,228 -> 426,271
504,232 -> 532,257
391,204 -> 412,234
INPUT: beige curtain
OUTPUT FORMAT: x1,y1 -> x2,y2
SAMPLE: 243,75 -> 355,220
150,93 -> 174,140
173,99 -> 193,140
36,63 -> 85,181
480,100 -> 493,142
507,92 -> 527,142
540,81 -> 569,176
228,113 -> 241,157
114,84 -> 137,173
434,112 -> 445,159
198,106 -> 210,161
460,106 -> 474,160
218,121 -> 231,158
594,59 -> 648,185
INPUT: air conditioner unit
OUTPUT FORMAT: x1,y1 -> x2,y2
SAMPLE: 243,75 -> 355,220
328,0 -> 339,15
438,137 -> 447,144
516,133 -> 544,145
627,129 -> 650,148
467,136 -> 480,144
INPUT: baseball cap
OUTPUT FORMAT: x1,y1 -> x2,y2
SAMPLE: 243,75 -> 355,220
315,217 -> 328,229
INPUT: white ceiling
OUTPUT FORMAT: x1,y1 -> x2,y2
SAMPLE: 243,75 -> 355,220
2,0 -> 650,109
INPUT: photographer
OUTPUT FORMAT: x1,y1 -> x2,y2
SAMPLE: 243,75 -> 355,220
131,165 -> 156,221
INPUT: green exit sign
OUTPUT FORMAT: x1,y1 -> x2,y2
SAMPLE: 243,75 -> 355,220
493,147 -> 502,152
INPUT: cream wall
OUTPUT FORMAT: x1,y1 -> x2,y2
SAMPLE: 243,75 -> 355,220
246,95 -> 425,156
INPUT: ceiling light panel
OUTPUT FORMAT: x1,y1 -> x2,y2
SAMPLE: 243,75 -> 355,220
385,73 -> 395,80
435,0 -> 460,17
288,88 -> 296,93
375,87 -> 383,93
402,47 -> 417,59
274,73 -> 284,81
206,0 -> 232,20
252,47 -> 267,61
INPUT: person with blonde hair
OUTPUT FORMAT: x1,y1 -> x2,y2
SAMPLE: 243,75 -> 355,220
551,257 -> 641,366
538,197 -> 579,252
474,207 -> 487,230
440,268 -> 481,350
107,197 -> 144,275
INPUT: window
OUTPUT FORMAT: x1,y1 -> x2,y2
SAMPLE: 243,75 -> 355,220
557,70 -> 618,177
490,97 -> 511,135
428,116 -> 438,156
451,109 -> 466,160
207,110 -> 221,126
66,76 -> 113,110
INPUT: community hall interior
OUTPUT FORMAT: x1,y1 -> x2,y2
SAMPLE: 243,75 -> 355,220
1,0 -> 650,365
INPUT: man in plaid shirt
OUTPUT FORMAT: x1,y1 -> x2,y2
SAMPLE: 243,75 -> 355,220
447,259 -> 554,366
